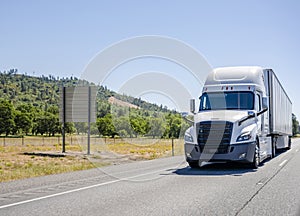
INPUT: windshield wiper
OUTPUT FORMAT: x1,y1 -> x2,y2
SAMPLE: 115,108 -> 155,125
238,108 -> 268,126
238,113 -> 255,126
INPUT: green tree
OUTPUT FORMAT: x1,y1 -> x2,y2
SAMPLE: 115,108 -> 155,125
96,114 -> 116,137
148,117 -> 166,138
169,115 -> 182,138
90,123 -> 99,135
130,114 -> 149,137
74,122 -> 88,134
0,99 -> 15,136
292,113 -> 299,136
115,116 -> 133,138
97,101 -> 111,118
65,122 -> 76,134
33,113 -> 47,136
45,112 -> 60,136
14,110 -> 32,135
33,112 -> 60,136
46,105 -> 59,115
16,103 -> 35,114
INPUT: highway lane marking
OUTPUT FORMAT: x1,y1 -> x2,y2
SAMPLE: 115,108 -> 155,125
279,159 -> 288,167
0,167 -> 174,210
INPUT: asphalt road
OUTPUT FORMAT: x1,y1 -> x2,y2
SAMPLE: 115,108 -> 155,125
1,139 -> 300,216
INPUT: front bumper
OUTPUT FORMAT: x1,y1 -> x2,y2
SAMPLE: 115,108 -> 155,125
185,141 -> 256,163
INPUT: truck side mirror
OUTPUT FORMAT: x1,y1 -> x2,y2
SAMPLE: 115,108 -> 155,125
257,97 -> 268,116
190,99 -> 195,114
262,97 -> 268,110
181,112 -> 194,124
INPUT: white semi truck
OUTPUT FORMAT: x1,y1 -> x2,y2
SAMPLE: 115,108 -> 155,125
184,66 -> 292,168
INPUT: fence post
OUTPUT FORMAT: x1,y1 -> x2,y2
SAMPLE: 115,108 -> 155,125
172,138 -> 174,156
3,137 -> 5,147
22,136 -> 24,146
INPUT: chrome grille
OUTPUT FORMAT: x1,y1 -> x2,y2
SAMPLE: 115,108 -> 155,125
197,121 -> 233,154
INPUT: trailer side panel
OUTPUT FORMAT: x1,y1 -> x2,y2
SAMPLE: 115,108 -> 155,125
264,69 -> 292,136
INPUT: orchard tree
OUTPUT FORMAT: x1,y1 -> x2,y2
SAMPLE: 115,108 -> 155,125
96,114 -> 116,137
148,117 -> 166,138
33,111 -> 60,136
0,99 -> 15,136
169,115 -> 182,138
45,112 -> 60,136
114,116 -> 133,138
74,122 -> 88,134
130,114 -> 149,137
33,113 -> 47,135
14,110 -> 32,135
64,122 -> 76,134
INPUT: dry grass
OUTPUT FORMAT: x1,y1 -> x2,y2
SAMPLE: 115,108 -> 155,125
0,145 -> 95,182
0,137 -> 184,182
104,139 -> 184,159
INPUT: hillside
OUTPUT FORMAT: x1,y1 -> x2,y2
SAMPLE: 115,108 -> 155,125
0,69 -> 187,138
108,97 -> 139,109
0,69 -> 171,112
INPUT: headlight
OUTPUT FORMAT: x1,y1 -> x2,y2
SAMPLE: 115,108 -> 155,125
184,133 -> 194,143
236,131 -> 252,142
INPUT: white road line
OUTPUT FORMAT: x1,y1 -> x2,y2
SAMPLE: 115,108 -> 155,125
279,159 -> 288,167
0,167 -> 173,210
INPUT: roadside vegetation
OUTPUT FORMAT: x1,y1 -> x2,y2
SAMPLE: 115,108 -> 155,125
292,113 -> 299,136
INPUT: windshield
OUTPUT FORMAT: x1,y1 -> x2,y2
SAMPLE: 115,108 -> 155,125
199,91 -> 254,111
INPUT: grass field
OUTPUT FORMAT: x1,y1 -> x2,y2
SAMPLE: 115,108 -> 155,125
0,136 -> 184,182
0,145 -> 96,182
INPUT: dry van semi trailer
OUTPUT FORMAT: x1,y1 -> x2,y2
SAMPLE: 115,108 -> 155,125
184,66 -> 292,168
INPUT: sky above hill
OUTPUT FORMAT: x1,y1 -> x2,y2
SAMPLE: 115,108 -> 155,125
1,0 -> 300,118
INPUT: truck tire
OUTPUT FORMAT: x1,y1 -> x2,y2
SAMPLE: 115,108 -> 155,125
287,137 -> 292,150
271,140 -> 276,158
188,161 -> 200,168
250,140 -> 260,169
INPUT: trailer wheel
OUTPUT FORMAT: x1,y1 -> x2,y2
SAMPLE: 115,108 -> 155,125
250,141 -> 260,169
188,161 -> 200,168
271,140 -> 276,158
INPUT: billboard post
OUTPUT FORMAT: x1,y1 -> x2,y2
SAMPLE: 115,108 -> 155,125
60,86 -> 97,155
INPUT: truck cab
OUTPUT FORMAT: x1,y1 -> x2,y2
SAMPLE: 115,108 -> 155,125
184,66 -> 274,168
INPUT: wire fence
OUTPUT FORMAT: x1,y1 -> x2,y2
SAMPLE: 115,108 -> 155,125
0,135 -> 184,157
0,136 -> 180,145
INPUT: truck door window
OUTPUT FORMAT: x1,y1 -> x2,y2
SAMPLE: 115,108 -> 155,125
256,94 -> 261,111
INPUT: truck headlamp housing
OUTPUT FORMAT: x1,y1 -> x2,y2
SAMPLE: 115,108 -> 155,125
184,133 -> 194,143
236,131 -> 252,142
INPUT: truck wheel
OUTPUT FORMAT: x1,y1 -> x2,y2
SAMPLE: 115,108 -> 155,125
287,137 -> 291,150
271,140 -> 276,158
188,161 -> 200,168
250,141 -> 260,169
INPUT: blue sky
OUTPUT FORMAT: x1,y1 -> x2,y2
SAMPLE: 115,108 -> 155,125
1,0 -> 300,118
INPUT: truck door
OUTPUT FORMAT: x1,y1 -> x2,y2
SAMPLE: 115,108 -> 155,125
256,93 -> 267,157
